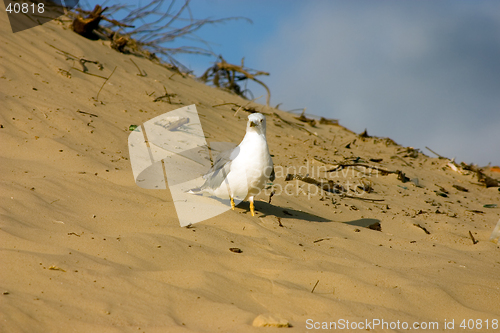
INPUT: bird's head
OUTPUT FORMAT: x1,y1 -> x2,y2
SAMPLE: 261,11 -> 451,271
246,113 -> 267,135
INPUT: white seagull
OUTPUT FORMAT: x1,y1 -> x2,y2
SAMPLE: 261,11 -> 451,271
191,113 -> 274,216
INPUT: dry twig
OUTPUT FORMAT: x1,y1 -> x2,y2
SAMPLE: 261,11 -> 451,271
285,174 -> 345,194
414,223 -> 431,234
96,66 -> 117,101
469,231 -> 478,245
273,112 -> 321,138
76,110 -> 98,117
130,59 -> 146,76
153,86 -> 177,103
311,280 -> 320,293
319,117 -> 339,125
201,56 -> 270,105
294,109 -> 317,127
425,146 -> 448,159
71,1 -> 249,73
46,43 -> 103,74
328,163 -> 410,183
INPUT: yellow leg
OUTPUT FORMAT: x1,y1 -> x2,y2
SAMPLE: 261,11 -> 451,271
230,197 -> 235,210
250,197 -> 255,216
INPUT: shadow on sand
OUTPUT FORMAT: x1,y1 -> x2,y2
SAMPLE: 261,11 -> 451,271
251,201 -> 382,228
342,218 -> 381,228
249,201 -> 330,222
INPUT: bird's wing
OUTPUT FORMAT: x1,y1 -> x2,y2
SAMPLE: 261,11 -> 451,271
201,146 -> 240,190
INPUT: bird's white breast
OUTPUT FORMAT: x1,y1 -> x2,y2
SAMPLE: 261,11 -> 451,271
215,131 -> 272,200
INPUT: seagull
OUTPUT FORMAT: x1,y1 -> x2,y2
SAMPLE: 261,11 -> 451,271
191,113 -> 274,216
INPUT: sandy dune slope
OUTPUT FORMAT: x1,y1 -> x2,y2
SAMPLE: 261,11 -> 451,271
1,13 -> 499,333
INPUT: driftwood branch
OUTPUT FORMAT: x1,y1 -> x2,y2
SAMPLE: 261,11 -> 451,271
72,5 -> 109,38
200,56 -> 270,105
447,160 -> 499,188
72,0 -> 250,74
327,163 -> 410,183
464,164 -> 499,188
72,7 -> 135,28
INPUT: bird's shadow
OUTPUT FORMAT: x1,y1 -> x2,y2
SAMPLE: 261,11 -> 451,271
342,218 -> 381,228
249,201 -> 381,227
249,201 -> 330,222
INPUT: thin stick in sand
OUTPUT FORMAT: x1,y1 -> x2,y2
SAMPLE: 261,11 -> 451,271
96,66 -> 117,101
311,280 -> 320,293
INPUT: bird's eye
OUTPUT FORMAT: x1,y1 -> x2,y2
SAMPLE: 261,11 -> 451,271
260,119 -> 263,122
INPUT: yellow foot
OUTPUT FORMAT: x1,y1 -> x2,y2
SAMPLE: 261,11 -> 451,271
230,197 -> 235,210
250,200 -> 255,216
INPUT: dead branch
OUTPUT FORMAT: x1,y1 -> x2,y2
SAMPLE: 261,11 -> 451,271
327,163 -> 410,183
153,86 -> 177,103
71,1 -> 250,74
453,185 -> 469,192
70,68 -> 107,79
475,169 -> 499,188
286,173 -> 345,194
46,43 -> 103,74
76,110 -> 98,117
311,280 -> 320,293
462,163 -> 498,187
200,56 -> 270,105
313,156 -> 336,165
130,59 -> 146,76
469,231 -> 478,244
414,223 -> 431,234
425,146 -> 448,159
72,5 -> 108,39
78,58 -> 102,72
251,77 -> 271,106
294,109 -> 317,127
392,155 -> 414,168
234,96 -> 267,116
342,195 -> 385,202
273,112 -> 322,138
96,66 -> 117,101
286,173 -> 384,202
72,6 -> 135,28
212,102 -> 241,108
319,117 -> 339,125
328,163 -> 394,175
111,35 -> 128,53
359,129 -> 371,138
212,102 -> 266,116
452,161 -> 500,188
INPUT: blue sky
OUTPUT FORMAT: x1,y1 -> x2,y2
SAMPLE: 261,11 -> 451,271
84,0 -> 500,166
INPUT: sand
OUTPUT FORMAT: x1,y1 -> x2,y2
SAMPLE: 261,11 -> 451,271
1,10 -> 499,333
